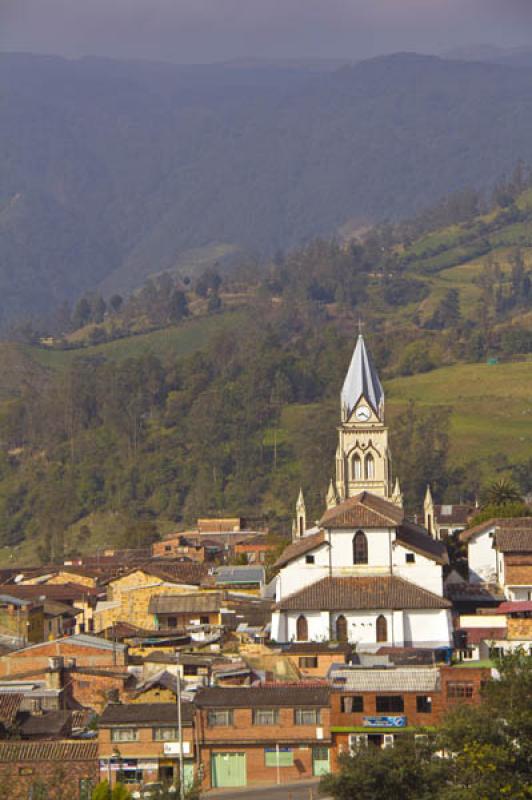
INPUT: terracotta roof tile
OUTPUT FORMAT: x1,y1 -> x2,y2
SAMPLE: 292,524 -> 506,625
320,493 -> 404,529
460,517 -> 532,543
100,702 -> 194,726
274,532 -> 327,569
505,565 -> 532,585
496,527 -> 532,553
0,740 -> 97,762
434,505 -> 473,524
0,693 -> 23,724
276,576 -> 451,611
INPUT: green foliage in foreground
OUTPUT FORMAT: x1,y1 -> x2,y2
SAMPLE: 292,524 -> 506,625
323,654 -> 532,800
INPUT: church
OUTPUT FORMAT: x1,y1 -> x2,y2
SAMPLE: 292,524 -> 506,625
271,334 -> 453,649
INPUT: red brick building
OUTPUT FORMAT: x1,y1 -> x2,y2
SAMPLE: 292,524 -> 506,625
194,685 -> 332,790
0,740 -> 97,800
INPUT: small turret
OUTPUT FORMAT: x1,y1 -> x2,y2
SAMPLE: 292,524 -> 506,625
326,479 -> 338,510
424,485 -> 435,537
294,488 -> 307,540
391,477 -> 403,508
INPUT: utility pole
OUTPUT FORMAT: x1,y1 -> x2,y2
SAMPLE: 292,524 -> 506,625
176,651 -> 185,800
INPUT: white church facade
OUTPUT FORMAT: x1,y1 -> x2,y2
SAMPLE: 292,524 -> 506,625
271,334 -> 453,650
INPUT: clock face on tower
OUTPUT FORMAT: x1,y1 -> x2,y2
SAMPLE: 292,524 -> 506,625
355,405 -> 371,421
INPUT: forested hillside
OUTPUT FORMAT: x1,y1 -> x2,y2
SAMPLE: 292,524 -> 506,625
0,185 -> 531,565
4,51 -> 532,322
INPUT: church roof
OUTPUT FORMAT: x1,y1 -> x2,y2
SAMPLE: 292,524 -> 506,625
396,521 -> 449,565
274,531 -> 328,569
320,492 -> 404,529
275,576 -> 451,611
460,517 -> 532,543
341,334 -> 384,418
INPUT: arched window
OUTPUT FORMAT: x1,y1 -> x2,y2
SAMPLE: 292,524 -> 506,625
336,614 -> 348,643
296,615 -> 308,641
365,453 -> 375,480
353,531 -> 368,565
352,455 -> 362,480
376,615 -> 388,643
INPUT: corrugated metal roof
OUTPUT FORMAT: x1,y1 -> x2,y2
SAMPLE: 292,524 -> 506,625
329,667 -> 440,692
149,592 -> 222,615
215,567 -> 265,584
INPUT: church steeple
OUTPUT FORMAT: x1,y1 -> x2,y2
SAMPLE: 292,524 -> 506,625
335,333 -> 394,501
341,334 -> 384,422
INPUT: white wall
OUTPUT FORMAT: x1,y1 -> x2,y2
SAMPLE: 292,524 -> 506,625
468,531 -> 497,583
276,544 -> 329,601
393,544 -> 443,596
403,609 -> 452,647
328,528 -> 392,569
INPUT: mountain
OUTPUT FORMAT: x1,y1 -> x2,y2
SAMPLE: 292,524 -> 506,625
4,51 -> 532,322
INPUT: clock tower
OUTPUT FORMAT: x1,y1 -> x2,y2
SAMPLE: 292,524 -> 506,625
332,334 -> 398,503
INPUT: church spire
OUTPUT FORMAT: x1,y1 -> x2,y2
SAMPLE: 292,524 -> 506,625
341,334 -> 384,422
326,479 -> 338,510
392,477 -> 403,507
294,488 -> 307,540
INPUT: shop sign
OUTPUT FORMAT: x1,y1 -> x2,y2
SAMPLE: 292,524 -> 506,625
363,716 -> 407,728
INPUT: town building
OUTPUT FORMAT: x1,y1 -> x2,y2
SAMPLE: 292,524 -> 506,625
272,335 -> 452,649
98,702 -> 196,791
194,685 -> 332,790
423,486 -> 475,540
0,740 -> 97,800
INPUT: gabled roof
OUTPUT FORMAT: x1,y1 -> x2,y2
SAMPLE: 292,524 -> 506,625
99,701 -> 194,726
329,667 -> 440,692
195,685 -> 330,709
460,517 -> 532,543
276,576 -> 451,611
110,562 -> 208,586
396,521 -> 449,565
320,492 -> 404,529
149,592 -> 222,615
341,334 -> 384,418
19,710 -> 72,738
0,740 -> 97,762
434,504 -> 473,525
274,531 -> 328,569
495,527 -> 532,553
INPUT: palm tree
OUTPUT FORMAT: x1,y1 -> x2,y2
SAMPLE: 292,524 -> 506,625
484,479 -> 523,507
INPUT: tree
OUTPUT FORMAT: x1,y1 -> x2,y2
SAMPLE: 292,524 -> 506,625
483,478 -> 523,507
167,290 -> 188,322
72,297 -> 91,329
109,294 -> 123,313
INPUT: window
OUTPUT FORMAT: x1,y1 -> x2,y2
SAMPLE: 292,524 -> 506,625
405,552 -> 415,563
447,683 -> 474,700
439,528 -> 449,539
296,615 -> 308,641
305,554 -> 315,564
117,768 -> 143,785
295,708 -> 321,725
265,748 -> 294,767
167,616 -> 177,628
365,453 -> 375,480
376,615 -> 388,643
298,656 -> 318,668
352,455 -> 362,480
335,614 -> 348,642
416,696 -> 432,713
200,615 -> 209,625
253,709 -> 279,725
353,531 -> 368,565
208,709 -> 233,727
111,728 -> 139,742
340,696 -> 363,713
153,726 -> 179,741
164,545 -> 172,552
376,696 -> 404,713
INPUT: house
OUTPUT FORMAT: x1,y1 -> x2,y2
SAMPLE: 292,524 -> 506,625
0,740 -> 97,800
281,642 -> 353,678
214,566 -> 265,595
152,535 -> 210,562
93,563 -> 209,632
0,634 -> 128,678
98,702 -> 196,791
194,685 -> 332,790
0,595 -> 45,645
0,583 -> 99,636
460,517 -> 532,598
234,536 -> 275,565
423,486 -> 475,540
271,335 -> 452,650
149,592 -> 223,630
329,663 -> 490,755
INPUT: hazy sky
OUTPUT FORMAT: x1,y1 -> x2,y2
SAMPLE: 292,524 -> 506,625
2,0 -> 532,63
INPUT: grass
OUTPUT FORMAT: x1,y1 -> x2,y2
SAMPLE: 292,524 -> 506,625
386,359 -> 532,465
22,311 -> 245,372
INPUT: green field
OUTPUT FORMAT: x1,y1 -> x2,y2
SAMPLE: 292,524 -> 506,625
386,359 -> 532,465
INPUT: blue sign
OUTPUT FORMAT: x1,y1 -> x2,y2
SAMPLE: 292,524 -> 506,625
264,747 -> 292,753
363,716 -> 407,728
